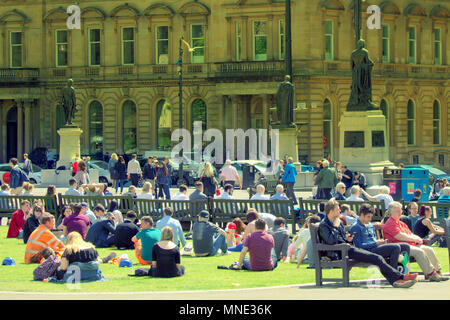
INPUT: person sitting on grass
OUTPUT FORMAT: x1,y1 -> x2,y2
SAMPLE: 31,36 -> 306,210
231,219 -> 277,271
56,205 -> 73,232
318,199 -> 418,288
192,210 -> 229,257
22,205 -> 43,244
155,207 -> 186,248
293,214 -> 322,268
115,211 -> 140,250
25,213 -> 65,263
132,216 -> 161,265
382,201 -> 448,282
149,226 -> 185,278
268,217 -> 290,262
56,232 -> 116,282
85,203 -> 105,225
7,200 -> 30,238
86,212 -> 116,248
33,248 -> 61,281
63,203 -> 91,240
413,205 -> 446,246
227,218 -> 246,252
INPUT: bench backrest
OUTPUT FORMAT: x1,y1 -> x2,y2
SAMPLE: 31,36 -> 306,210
0,195 -> 59,217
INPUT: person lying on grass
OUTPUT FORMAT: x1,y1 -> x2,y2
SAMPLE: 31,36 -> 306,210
231,219 -> 277,271
56,231 -> 116,282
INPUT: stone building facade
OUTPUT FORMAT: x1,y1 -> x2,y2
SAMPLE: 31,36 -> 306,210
0,0 -> 448,170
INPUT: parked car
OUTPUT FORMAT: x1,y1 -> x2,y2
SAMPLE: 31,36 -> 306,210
88,160 -> 112,186
218,160 -> 277,188
0,163 -> 42,185
28,147 -> 48,168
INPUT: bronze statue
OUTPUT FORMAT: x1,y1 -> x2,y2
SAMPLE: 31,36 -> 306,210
347,39 -> 377,111
61,79 -> 78,125
275,75 -> 295,127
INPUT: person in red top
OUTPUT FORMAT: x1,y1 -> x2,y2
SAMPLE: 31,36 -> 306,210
7,200 -> 31,238
232,219 -> 277,271
383,201 -> 448,282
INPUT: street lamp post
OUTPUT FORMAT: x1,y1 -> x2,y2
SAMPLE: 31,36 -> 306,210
354,0 -> 362,47
177,36 -> 186,186
285,0 -> 293,80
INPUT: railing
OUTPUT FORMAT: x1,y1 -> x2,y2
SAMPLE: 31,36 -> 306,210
214,61 -> 284,77
0,68 -> 40,82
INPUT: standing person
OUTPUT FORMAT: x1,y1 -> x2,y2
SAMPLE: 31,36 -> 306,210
383,201 -> 448,282
85,212 -> 116,248
22,206 -> 43,244
132,216 -> 161,265
9,158 -> 29,195
313,160 -> 324,199
73,161 -> 90,189
22,153 -> 33,177
127,154 -> 142,187
71,153 -> 80,176
281,157 -> 298,205
156,160 -> 171,200
108,153 -> 119,189
231,219 -> 277,271
156,207 -> 186,248
149,226 -> 185,278
199,162 -> 218,198
341,166 -> 353,194
314,159 -> 339,200
142,157 -> 157,193
220,160 -> 241,189
7,200 -> 31,238
192,210 -> 228,257
318,200 -> 417,288
115,211 -> 140,249
46,149 -> 55,169
114,156 -> 127,194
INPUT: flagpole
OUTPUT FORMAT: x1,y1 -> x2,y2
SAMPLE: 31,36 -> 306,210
177,36 -> 185,186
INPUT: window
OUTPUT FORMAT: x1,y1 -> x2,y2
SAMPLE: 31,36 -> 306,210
433,100 -> 441,145
323,99 -> 332,158
191,99 -> 207,134
89,29 -> 101,66
157,99 -> 172,150
123,100 -> 137,153
156,26 -> 169,65
56,30 -> 68,67
324,20 -> 333,61
10,32 -> 23,68
407,100 -> 415,145
236,21 -> 242,62
408,26 -> 416,64
89,101 -> 103,154
279,20 -> 284,60
380,99 -> 389,145
438,154 -> 445,168
253,21 -> 267,61
122,27 -> 135,65
412,155 -> 419,164
382,25 -> 390,63
434,28 -> 442,65
191,24 -> 204,63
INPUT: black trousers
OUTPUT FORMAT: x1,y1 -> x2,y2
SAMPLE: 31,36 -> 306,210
130,173 -> 140,187
348,247 -> 403,285
320,188 -> 332,200
369,243 -> 410,269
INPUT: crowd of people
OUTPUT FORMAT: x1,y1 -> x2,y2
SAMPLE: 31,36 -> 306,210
1,154 -> 450,288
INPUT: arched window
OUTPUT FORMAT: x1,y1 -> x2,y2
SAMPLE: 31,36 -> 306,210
156,99 -> 172,150
380,99 -> 389,145
123,100 -> 137,153
323,99 -> 332,158
433,100 -> 441,145
191,99 -> 207,134
407,100 -> 415,145
89,101 -> 103,154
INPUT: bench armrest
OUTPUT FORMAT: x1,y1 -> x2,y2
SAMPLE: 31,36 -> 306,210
316,243 -> 351,253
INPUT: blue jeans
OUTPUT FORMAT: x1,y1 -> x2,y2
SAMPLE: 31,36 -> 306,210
209,234 -> 228,256
242,248 -> 278,271
228,243 -> 244,252
157,184 -> 171,199
115,179 -> 126,193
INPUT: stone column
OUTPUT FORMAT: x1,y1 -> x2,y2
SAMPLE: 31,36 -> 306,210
16,100 -> 24,158
24,100 -> 32,154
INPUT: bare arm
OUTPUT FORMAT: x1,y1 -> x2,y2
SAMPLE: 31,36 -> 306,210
236,246 -> 248,269
360,189 -> 376,202
296,247 -> 308,268
423,219 -> 445,236
394,232 -> 422,245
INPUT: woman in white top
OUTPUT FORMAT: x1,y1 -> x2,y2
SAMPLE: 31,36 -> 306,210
295,214 -> 322,268
136,181 -> 154,200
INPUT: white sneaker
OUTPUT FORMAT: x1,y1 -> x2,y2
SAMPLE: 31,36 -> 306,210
223,251 -> 232,255
217,249 -> 222,254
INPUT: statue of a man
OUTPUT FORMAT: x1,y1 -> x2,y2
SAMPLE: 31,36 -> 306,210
347,39 -> 377,111
275,75 -> 294,126
61,79 -> 78,125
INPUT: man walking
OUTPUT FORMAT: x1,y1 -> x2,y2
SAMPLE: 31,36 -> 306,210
281,157 -> 298,205
127,154 -> 142,187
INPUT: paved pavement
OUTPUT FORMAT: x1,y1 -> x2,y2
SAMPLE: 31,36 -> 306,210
1,277 -> 449,300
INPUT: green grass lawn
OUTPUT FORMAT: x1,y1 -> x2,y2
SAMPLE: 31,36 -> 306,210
0,226 -> 448,293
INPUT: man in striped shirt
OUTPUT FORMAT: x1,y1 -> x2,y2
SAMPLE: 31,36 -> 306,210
127,154 -> 142,187
25,213 -> 65,263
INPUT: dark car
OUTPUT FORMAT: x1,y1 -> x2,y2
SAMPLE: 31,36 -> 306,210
28,147 -> 48,168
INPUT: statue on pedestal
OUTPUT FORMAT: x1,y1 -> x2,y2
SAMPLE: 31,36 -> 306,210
275,75 -> 295,128
61,79 -> 78,126
346,39 -> 377,111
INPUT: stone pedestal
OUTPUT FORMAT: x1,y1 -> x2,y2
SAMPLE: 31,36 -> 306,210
275,125 -> 299,164
57,126 -> 83,168
339,110 -> 394,186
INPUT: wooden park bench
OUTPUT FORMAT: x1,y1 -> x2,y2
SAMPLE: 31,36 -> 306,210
0,195 -> 59,221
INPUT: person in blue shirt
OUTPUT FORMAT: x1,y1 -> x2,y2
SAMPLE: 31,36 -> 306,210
85,212 -> 116,248
155,207 -> 186,248
281,157 -> 298,205
350,203 -> 410,269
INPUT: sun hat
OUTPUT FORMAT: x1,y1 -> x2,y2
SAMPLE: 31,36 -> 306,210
2,257 -> 16,266
119,258 -> 133,268
227,223 -> 237,230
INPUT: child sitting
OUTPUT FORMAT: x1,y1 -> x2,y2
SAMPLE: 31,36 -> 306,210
33,248 -> 61,281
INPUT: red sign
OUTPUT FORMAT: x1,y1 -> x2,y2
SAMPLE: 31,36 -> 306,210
2,172 -> 10,184
388,182 -> 396,194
